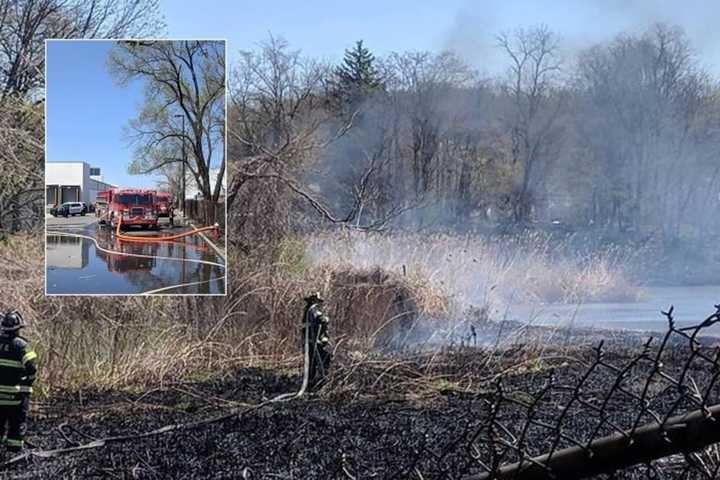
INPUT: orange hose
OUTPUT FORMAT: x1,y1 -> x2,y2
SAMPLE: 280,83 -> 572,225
115,215 -> 220,243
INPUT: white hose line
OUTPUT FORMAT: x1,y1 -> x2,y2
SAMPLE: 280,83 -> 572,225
47,231 -> 226,268
270,306 -> 313,402
140,276 -> 227,295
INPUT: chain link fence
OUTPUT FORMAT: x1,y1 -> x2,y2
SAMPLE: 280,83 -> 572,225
460,305 -> 720,479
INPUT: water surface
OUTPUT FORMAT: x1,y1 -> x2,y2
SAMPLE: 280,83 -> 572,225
504,285 -> 720,334
46,225 -> 226,295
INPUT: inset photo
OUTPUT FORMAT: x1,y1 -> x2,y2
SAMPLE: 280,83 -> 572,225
45,39 -> 227,295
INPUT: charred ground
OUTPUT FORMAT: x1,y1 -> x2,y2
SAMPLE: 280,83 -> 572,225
4,326 -> 716,480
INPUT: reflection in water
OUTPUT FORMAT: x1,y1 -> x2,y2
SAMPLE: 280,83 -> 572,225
46,235 -> 90,269
95,240 -> 157,273
46,228 -> 225,294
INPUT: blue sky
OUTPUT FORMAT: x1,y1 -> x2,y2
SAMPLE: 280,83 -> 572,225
161,0 -> 720,75
46,41 -> 162,189
46,1 -> 720,191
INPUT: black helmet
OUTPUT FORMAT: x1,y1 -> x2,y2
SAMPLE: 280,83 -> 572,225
304,292 -> 324,304
1,310 -> 25,332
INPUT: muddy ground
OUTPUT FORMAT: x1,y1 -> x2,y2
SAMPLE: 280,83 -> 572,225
2,326 -> 718,480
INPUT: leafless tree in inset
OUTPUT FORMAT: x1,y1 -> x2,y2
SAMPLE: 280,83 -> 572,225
109,40 -> 226,204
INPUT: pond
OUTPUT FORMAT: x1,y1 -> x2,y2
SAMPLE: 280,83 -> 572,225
503,285 -> 720,334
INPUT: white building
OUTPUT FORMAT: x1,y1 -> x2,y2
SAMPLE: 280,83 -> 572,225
184,168 -> 225,200
45,161 -> 116,206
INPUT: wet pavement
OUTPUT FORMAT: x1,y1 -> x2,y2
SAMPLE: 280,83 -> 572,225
46,217 -> 226,295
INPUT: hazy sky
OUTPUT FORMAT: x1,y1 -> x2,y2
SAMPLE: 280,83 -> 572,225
45,2 -> 720,191
161,0 -> 720,75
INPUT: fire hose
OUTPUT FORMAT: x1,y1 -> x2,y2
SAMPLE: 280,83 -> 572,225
270,307 -> 314,402
114,215 -> 220,243
0,301 -> 317,466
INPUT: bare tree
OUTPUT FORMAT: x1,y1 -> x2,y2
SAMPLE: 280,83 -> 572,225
381,51 -> 476,226
109,40 -> 226,204
0,0 -> 164,101
0,0 -> 164,234
0,97 -> 43,233
228,35 -> 404,247
576,24 -> 716,238
496,25 -> 564,223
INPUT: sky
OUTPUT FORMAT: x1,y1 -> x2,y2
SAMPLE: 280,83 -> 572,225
161,0 -> 720,75
46,41 -> 162,189
46,1 -> 720,191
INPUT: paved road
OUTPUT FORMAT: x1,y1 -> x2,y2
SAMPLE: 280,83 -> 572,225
46,214 -> 183,230
46,214 -> 98,229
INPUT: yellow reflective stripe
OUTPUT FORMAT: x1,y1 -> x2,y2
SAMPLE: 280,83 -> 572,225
0,385 -> 32,394
0,360 -> 23,369
5,439 -> 22,447
21,351 -> 36,364
0,400 -> 21,406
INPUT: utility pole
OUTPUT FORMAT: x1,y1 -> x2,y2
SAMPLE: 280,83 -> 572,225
174,114 -> 186,219
174,114 -> 187,284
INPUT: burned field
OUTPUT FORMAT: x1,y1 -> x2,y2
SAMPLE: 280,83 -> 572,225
6,314 -> 720,480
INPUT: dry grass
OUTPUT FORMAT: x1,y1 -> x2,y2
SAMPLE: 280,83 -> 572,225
305,231 -> 646,314
0,233 -> 447,394
0,229 -> 646,396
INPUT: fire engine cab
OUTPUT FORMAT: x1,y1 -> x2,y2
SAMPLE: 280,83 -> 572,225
98,188 -> 159,230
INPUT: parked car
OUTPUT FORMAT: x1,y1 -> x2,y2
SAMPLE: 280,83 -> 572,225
51,202 -> 85,217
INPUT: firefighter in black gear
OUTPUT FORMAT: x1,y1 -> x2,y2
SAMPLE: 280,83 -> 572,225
302,293 -> 331,390
0,310 -> 37,452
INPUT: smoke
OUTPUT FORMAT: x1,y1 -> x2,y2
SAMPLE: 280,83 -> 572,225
441,0 -> 720,76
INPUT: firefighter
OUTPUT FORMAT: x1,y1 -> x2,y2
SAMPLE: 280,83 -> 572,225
0,310 -> 37,452
302,293 -> 331,390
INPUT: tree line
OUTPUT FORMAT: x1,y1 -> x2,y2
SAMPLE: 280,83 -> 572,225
0,4 -> 718,249
229,24 -> 720,249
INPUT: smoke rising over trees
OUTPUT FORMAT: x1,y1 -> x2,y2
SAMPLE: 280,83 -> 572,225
229,24 -> 720,245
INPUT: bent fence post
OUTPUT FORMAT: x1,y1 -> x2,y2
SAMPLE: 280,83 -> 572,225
468,402 -> 720,480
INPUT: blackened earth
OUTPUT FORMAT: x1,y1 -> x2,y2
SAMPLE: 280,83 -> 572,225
2,329 -> 718,479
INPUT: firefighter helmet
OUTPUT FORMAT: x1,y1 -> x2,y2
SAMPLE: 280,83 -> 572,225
1,310 -> 25,332
304,292 -> 324,304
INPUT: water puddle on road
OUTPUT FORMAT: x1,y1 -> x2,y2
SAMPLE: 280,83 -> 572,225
46,227 -> 226,295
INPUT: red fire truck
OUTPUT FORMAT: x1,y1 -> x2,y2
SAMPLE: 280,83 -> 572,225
98,188 -> 159,230
95,189 -> 114,221
153,191 -> 174,218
